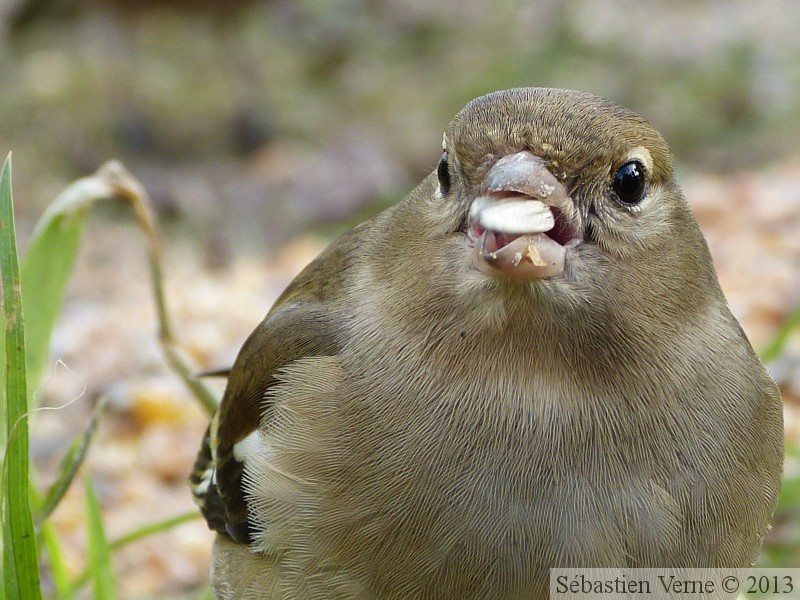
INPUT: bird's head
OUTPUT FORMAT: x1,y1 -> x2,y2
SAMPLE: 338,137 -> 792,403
368,88 -> 722,345
436,87 -> 685,279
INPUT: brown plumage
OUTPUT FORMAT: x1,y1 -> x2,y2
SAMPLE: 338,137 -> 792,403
191,87 -> 784,599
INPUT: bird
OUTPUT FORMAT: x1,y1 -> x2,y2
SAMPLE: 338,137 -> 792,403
190,87 -> 784,599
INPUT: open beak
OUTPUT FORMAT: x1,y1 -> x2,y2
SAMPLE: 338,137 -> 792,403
467,151 -> 581,279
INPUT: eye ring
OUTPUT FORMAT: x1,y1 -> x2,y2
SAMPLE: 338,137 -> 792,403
437,151 -> 451,196
612,160 -> 646,206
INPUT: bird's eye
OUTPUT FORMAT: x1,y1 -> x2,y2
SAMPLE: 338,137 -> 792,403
612,161 -> 646,206
437,151 -> 451,195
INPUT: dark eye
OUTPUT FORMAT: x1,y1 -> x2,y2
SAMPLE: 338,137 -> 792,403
612,161 -> 646,205
437,151 -> 451,195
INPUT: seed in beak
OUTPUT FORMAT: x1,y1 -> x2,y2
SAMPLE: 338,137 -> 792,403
470,197 -> 555,235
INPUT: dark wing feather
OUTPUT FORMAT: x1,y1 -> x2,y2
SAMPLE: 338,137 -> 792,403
216,302 -> 340,540
190,224 -> 365,542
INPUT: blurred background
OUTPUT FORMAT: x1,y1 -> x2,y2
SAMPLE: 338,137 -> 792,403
1,0 -> 799,597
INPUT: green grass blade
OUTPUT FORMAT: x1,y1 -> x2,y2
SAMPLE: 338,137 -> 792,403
1,153 -> 43,599
84,474 -> 117,600
29,484 -> 74,600
19,171 -> 116,406
37,396 -> 106,522
21,210 -> 87,407
109,510 -> 199,549
12,161 -> 219,417
66,510 -> 201,595
40,519 -> 73,600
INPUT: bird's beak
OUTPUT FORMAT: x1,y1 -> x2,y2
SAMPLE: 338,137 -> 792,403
467,151 -> 581,279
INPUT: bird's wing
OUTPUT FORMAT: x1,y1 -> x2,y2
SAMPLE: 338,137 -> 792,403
190,224 -> 363,542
